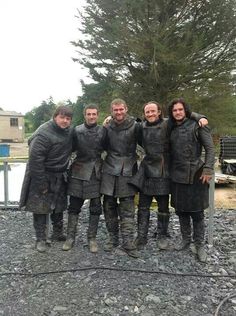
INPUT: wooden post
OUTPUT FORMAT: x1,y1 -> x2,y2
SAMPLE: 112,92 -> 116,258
45,214 -> 51,245
208,174 -> 215,246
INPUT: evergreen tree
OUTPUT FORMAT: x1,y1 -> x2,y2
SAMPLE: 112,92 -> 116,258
73,0 -> 236,117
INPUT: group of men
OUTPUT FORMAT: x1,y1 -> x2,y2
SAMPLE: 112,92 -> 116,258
20,97 -> 215,263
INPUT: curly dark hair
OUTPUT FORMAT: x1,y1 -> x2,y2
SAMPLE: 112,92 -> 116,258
168,98 -> 191,121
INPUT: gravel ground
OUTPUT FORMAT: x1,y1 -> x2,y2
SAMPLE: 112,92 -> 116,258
0,204 -> 235,316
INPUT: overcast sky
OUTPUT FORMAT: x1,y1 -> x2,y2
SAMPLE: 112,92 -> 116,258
0,0 -> 90,114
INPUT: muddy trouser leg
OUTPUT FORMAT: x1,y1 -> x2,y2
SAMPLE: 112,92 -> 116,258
33,213 -> 46,241
87,197 -> 102,240
191,211 -> 205,247
103,195 -> 119,248
51,211 -> 66,241
136,193 -> 152,246
156,194 -> 170,236
119,196 -> 136,251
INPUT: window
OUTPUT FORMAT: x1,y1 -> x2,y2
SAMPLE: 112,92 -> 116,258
10,117 -> 18,127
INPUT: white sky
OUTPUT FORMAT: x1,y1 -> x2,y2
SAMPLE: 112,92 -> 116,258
0,0 -> 90,114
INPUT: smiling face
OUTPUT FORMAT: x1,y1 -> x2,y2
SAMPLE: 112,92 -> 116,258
84,108 -> 98,125
111,103 -> 128,123
144,103 -> 161,123
54,114 -> 72,129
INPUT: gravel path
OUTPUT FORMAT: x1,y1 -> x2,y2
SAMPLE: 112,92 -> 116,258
0,205 -> 235,316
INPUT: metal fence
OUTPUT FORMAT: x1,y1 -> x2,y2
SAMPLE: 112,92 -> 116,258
0,158 -> 27,209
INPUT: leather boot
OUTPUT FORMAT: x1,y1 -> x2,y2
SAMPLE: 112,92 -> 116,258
104,234 -> 119,252
33,214 -> 47,252
36,241 -> 47,253
51,212 -> 66,241
103,196 -> 119,252
175,214 -> 191,251
157,212 -> 170,250
135,207 -> 150,250
192,214 -> 207,262
119,197 -> 139,258
87,214 -> 100,253
62,213 -> 78,251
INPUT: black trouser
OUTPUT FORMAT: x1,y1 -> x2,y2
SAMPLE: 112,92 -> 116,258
138,193 -> 170,236
68,196 -> 102,215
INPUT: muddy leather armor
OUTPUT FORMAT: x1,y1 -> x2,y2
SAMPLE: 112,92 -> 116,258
71,124 -> 105,181
170,118 -> 214,184
102,116 -> 139,176
141,119 -> 170,178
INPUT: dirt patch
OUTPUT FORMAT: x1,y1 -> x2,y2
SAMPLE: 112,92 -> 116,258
214,183 -> 236,209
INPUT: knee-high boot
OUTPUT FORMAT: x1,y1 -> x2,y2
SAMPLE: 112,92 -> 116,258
103,196 -> 119,252
119,197 -> 139,258
175,213 -> 191,250
51,212 -> 66,241
62,212 -> 79,251
192,212 -> 207,262
87,214 -> 100,253
157,211 -> 170,250
87,197 -> 102,253
135,207 -> 150,250
33,214 -> 47,253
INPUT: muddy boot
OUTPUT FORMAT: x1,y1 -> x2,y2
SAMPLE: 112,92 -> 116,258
196,245 -> 207,263
104,234 -> 119,252
36,241 -> 47,253
87,214 -> 100,253
51,212 -> 66,241
192,213 -> 207,262
157,211 -> 170,250
88,239 -> 98,253
135,207 -> 150,250
119,197 -> 139,258
103,196 -> 119,252
175,214 -> 191,251
33,214 -> 47,252
121,246 -> 139,258
157,237 -> 169,250
62,212 -> 78,251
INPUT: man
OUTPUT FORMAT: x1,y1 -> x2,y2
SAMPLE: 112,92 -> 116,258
101,98 -> 139,258
132,101 -> 208,251
168,98 -> 215,262
19,105 -> 73,253
131,101 -> 171,250
62,105 -> 106,253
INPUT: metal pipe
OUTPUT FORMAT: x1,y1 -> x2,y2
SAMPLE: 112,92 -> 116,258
3,161 -> 9,208
0,158 -> 28,209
